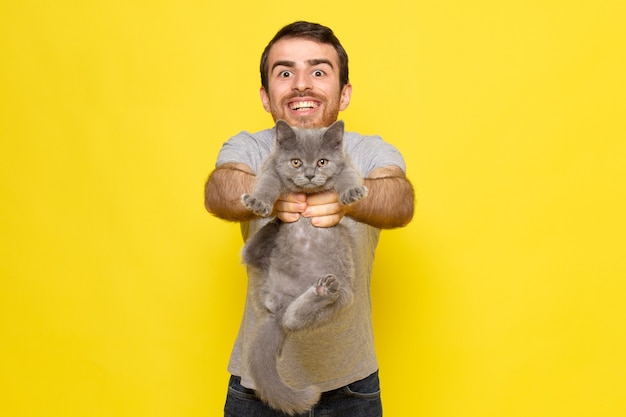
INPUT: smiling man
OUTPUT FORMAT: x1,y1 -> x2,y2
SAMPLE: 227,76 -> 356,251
204,21 -> 414,416
260,38 -> 351,129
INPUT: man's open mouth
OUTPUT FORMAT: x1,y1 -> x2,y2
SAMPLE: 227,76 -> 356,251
289,101 -> 319,112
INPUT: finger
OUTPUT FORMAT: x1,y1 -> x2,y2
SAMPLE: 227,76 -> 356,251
306,190 -> 338,205
275,199 -> 307,214
277,211 -> 301,223
311,213 -> 343,228
303,201 -> 342,218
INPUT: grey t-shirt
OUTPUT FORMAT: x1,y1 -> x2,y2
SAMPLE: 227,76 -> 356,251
216,127 -> 406,392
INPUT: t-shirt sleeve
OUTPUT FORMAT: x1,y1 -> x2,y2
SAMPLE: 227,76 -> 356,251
215,131 -> 272,173
346,133 -> 407,177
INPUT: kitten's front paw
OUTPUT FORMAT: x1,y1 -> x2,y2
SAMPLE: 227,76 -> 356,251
315,274 -> 339,298
339,185 -> 368,205
241,194 -> 273,217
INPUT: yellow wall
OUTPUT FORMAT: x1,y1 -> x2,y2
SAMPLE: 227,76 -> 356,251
1,1 -> 625,416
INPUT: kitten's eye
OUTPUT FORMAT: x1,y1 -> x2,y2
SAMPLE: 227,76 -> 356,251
291,159 -> 302,168
317,159 -> 328,167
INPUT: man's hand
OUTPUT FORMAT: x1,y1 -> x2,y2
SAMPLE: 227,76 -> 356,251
274,193 -> 307,223
274,190 -> 345,227
303,190 -> 345,227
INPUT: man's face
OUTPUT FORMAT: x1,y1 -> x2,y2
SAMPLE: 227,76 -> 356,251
260,38 -> 352,128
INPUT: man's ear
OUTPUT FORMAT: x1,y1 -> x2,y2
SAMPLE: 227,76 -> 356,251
339,83 -> 352,111
260,87 -> 271,113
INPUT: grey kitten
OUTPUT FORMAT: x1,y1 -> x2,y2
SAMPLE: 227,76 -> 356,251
240,119 -> 368,415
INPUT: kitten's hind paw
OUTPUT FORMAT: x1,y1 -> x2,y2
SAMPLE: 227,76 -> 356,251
339,185 -> 369,205
315,274 -> 339,297
241,194 -> 273,217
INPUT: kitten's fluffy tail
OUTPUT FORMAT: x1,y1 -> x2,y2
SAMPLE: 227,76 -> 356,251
248,317 -> 321,415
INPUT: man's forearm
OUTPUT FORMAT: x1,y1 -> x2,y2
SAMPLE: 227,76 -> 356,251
346,167 -> 414,229
204,163 -> 257,222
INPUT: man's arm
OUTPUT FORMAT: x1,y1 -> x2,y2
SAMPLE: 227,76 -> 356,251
204,162 -> 258,222
346,165 -> 414,229
205,163 -> 414,229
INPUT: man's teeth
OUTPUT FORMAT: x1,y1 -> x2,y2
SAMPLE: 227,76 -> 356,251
290,101 -> 318,111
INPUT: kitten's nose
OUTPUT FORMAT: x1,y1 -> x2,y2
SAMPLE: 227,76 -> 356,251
304,168 -> 315,180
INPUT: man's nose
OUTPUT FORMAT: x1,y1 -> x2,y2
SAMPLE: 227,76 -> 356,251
292,73 -> 312,91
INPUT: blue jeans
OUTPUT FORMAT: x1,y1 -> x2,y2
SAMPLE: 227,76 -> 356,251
224,371 -> 383,417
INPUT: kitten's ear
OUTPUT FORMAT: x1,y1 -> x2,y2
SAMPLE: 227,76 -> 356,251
275,120 -> 297,149
324,120 -> 345,148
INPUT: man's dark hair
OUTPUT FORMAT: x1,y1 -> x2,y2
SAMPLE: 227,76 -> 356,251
260,21 -> 350,91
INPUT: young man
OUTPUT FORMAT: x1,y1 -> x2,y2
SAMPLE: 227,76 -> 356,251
205,21 -> 414,417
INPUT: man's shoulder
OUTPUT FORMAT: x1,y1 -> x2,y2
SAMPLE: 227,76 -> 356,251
344,131 -> 383,141
229,128 -> 274,142
217,128 -> 275,171
343,131 -> 389,151
343,130 -> 405,173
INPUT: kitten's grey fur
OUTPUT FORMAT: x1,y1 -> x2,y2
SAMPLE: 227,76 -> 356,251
240,120 -> 368,415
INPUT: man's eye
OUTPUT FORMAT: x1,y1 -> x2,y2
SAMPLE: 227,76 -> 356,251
312,70 -> 325,77
291,159 -> 302,168
279,70 -> 293,78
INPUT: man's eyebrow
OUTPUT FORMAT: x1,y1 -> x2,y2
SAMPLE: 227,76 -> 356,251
271,58 -> 334,72
307,58 -> 334,68
271,60 -> 296,71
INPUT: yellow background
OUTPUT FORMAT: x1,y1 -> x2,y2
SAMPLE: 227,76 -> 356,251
1,1 -> 625,416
